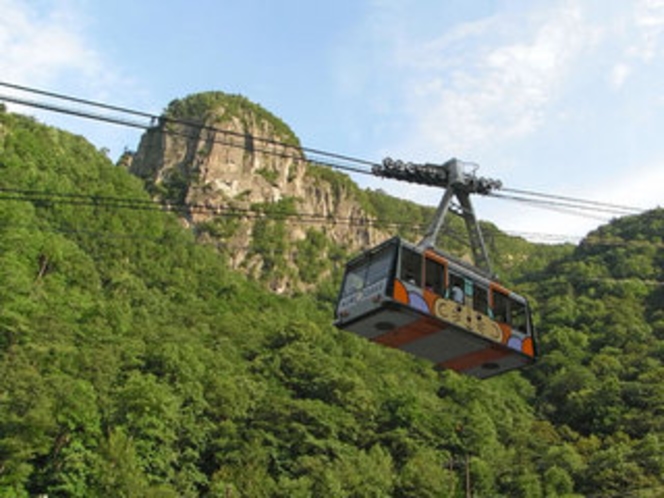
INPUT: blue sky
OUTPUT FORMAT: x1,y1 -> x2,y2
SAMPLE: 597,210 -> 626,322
2,0 -> 664,241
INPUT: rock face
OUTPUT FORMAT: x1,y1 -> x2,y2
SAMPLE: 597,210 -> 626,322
129,92 -> 385,292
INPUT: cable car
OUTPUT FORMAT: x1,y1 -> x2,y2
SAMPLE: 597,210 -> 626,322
334,158 -> 538,378
334,237 -> 536,378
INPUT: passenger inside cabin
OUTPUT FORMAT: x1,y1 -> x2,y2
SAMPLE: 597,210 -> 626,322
449,273 -> 465,304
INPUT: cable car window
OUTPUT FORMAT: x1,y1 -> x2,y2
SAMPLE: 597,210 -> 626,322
341,263 -> 367,297
425,257 -> 446,295
473,285 -> 488,314
449,272 -> 465,304
493,290 -> 509,323
511,300 -> 528,332
400,247 -> 422,287
341,245 -> 396,298
365,245 -> 395,286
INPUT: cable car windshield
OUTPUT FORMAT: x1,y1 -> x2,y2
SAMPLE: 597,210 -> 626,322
337,242 -> 397,313
340,248 -> 392,297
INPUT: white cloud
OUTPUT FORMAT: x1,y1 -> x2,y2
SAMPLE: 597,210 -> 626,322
0,0 -> 145,158
350,1 -> 664,240
610,62 -> 632,88
609,0 -> 664,91
0,0 -> 101,86
381,2 -> 604,160
630,0 -> 664,60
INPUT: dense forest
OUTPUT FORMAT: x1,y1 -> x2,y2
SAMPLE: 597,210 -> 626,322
0,105 -> 663,497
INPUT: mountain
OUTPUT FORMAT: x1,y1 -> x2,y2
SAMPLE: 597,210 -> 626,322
1,100 -> 663,497
126,92 -> 391,294
523,209 -> 664,494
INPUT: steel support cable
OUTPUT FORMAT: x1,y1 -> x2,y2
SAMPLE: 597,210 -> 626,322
3,188 -> 658,248
500,231 -> 582,244
13,223 -> 664,261
0,83 -> 378,175
0,81 -> 651,219
156,115 -> 376,172
0,81 -> 155,119
0,93 -> 149,130
500,186 -> 643,215
489,192 -> 632,218
0,187 -> 426,230
0,93 -> 374,177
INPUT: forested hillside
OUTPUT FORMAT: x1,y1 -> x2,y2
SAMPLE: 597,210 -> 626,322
1,106 -> 663,497
524,211 -> 664,495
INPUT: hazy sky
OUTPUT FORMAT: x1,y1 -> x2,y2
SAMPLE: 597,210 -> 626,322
2,0 -> 663,241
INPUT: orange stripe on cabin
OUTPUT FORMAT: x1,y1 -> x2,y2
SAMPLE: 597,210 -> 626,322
423,288 -> 439,311
498,323 -> 511,344
423,249 -> 448,265
373,317 -> 442,348
522,337 -> 534,357
439,346 -> 510,372
393,279 -> 409,304
490,282 -> 510,296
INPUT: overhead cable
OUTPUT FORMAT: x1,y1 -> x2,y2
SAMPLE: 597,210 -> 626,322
0,82 -> 377,176
499,187 -> 643,215
0,186 -> 423,230
488,192 -> 636,219
0,81 -> 649,219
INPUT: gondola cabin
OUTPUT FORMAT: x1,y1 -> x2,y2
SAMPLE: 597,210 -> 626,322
334,237 -> 537,378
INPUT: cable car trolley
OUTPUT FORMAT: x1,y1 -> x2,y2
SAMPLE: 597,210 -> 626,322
334,158 -> 537,379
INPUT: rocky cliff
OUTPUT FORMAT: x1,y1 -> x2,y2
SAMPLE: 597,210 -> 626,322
128,92 -> 386,292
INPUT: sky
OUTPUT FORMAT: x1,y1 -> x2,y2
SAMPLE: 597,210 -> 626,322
2,0 -> 664,242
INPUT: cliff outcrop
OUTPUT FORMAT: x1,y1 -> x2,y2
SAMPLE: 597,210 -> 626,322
128,92 -> 385,292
